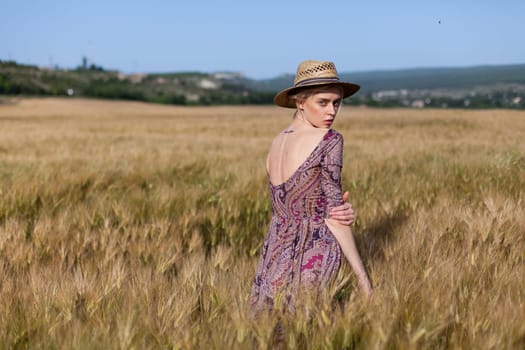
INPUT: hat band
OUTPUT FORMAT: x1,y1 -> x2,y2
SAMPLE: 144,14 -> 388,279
295,77 -> 340,87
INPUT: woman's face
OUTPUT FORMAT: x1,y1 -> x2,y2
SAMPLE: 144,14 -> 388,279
297,88 -> 342,129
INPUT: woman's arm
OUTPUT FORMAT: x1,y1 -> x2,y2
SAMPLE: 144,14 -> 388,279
325,219 -> 373,296
321,131 -> 373,296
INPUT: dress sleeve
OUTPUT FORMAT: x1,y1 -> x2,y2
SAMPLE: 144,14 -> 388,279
320,131 -> 344,212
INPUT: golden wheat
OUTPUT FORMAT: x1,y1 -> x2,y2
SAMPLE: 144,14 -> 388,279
0,98 -> 524,349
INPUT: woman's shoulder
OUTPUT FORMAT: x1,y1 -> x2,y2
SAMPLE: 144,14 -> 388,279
301,128 -> 342,140
269,130 -> 287,148
323,128 -> 343,145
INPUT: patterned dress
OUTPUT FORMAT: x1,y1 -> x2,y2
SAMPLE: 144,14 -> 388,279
250,129 -> 344,312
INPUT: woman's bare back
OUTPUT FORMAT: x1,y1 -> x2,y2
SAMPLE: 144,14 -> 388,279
267,128 -> 330,186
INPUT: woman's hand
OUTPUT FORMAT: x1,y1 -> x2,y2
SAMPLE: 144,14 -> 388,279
329,191 -> 355,226
358,277 -> 374,299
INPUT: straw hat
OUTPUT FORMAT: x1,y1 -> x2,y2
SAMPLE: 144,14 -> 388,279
273,60 -> 360,108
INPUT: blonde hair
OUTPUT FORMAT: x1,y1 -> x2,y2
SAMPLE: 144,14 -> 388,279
289,84 -> 344,104
289,84 -> 344,118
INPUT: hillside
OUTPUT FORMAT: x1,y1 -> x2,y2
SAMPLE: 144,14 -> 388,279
251,64 -> 525,92
251,64 -> 525,108
345,64 -> 525,92
1,60 -> 524,108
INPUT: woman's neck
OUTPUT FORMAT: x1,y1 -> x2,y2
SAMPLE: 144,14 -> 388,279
289,114 -> 315,130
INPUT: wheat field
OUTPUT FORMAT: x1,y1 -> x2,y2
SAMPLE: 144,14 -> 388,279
0,98 -> 524,349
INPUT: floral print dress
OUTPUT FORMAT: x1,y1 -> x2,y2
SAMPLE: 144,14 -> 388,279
250,129 -> 344,312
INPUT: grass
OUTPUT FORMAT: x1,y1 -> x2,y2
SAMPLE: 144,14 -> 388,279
0,97 -> 524,349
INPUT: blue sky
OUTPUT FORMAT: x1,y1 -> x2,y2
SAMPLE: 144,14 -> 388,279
1,0 -> 524,78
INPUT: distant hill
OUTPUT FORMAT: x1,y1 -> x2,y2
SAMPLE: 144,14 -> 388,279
1,60 -> 524,108
249,64 -> 525,93
247,64 -> 525,108
343,64 -> 525,93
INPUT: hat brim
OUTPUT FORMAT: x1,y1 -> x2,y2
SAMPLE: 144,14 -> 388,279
273,82 -> 360,108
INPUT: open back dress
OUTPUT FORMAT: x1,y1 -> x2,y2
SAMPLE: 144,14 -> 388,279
249,129 -> 344,312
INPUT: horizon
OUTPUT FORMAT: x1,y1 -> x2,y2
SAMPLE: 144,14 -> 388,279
5,58 -> 525,81
143,61 -> 525,78
2,0 -> 524,79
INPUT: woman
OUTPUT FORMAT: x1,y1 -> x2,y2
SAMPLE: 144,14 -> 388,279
249,60 -> 372,312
